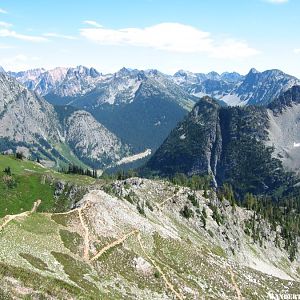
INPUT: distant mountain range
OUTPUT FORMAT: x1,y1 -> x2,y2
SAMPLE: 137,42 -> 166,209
173,68 -> 300,106
1,65 -> 300,170
7,65 -> 300,107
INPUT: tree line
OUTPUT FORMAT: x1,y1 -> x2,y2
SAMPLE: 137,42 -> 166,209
60,164 -> 98,178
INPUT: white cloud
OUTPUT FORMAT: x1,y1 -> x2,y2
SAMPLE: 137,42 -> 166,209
265,0 -> 288,3
43,32 -> 77,40
211,39 -> 260,58
0,8 -> 8,14
294,49 -> 300,54
0,21 -> 12,28
83,20 -> 103,28
0,54 -> 41,71
80,22 -> 259,59
0,29 -> 48,42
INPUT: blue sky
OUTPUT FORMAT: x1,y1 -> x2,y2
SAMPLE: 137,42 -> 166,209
0,0 -> 300,76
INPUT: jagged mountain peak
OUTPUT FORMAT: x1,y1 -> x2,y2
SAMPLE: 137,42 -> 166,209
115,67 -> 136,77
66,65 -> 101,78
144,69 -> 164,77
8,68 -> 46,82
9,65 -> 300,108
206,71 -> 220,80
174,69 -> 197,77
236,68 -> 300,105
248,67 -> 259,75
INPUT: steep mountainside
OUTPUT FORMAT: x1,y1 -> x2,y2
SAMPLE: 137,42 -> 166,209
0,74 -> 131,168
0,173 -> 299,299
63,110 -> 130,168
45,68 -> 197,152
266,86 -> 300,172
145,87 -> 300,196
0,73 -> 63,161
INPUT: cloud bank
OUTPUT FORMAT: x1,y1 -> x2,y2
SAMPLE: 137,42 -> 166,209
0,29 -> 48,42
80,22 -> 259,59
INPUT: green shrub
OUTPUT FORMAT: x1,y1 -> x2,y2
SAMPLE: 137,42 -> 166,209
180,205 -> 194,219
188,193 -> 199,207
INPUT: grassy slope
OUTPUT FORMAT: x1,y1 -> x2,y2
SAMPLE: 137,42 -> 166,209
1,179 -> 300,299
1,209 -> 299,299
55,142 -> 90,169
0,155 -> 95,217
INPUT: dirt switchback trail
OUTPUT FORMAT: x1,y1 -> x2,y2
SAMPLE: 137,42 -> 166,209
157,191 -> 179,211
31,199 -> 41,212
0,200 -> 41,232
78,203 -> 91,260
229,266 -> 243,300
50,200 -> 92,260
90,229 -> 139,262
137,233 -> 184,300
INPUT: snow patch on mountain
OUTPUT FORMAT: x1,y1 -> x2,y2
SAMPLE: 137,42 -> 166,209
116,149 -> 151,165
220,93 -> 246,106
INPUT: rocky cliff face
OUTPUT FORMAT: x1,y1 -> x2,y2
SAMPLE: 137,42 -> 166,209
266,86 -> 300,172
64,110 -> 130,168
145,87 -> 300,195
144,97 -> 221,179
0,73 -> 62,156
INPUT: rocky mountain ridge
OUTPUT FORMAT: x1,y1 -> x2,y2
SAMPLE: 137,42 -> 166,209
0,73 -> 131,168
9,65 -> 300,107
174,68 -> 300,106
4,64 -> 300,169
